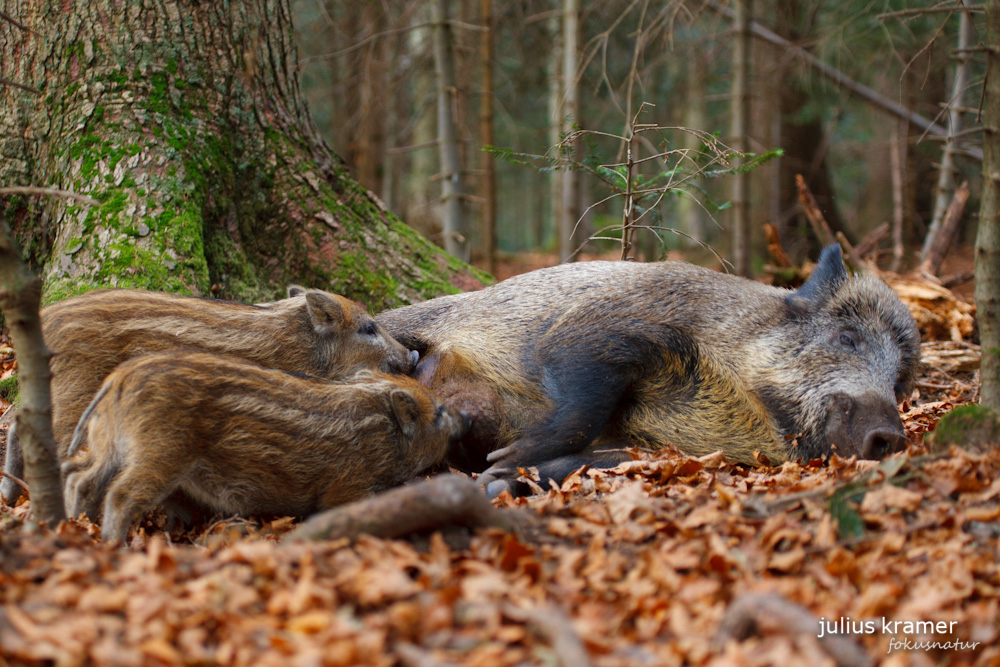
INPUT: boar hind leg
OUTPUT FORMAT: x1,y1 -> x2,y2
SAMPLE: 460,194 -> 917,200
63,454 -> 121,523
100,462 -> 184,543
485,443 -> 632,498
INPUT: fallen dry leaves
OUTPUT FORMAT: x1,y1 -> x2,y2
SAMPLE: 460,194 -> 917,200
2,428 -> 998,665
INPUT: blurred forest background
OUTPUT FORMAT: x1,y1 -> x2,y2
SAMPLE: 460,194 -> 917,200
290,0 -> 985,276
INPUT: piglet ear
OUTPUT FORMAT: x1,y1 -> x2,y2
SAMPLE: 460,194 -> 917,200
287,285 -> 307,298
390,389 -> 421,440
785,244 -> 847,311
305,291 -> 347,335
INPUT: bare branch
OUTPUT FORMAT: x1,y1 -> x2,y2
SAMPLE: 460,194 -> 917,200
879,6 -> 982,20
0,10 -> 36,35
703,0 -> 983,161
0,187 -> 100,206
0,78 -> 41,95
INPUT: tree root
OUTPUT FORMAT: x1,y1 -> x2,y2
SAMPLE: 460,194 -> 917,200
715,593 -> 873,667
287,473 -> 526,542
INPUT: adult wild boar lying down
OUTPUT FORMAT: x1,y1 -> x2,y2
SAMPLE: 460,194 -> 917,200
376,245 -> 921,496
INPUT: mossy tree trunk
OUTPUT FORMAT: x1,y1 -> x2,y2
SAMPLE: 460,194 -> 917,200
0,0 -> 488,310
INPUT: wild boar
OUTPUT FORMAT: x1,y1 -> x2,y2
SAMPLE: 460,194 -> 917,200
62,351 -> 469,542
1,286 -> 416,503
376,245 -> 921,495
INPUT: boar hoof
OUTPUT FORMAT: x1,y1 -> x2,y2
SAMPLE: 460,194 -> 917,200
485,478 -> 514,499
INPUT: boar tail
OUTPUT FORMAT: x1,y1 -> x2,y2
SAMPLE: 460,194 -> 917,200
67,382 -> 111,458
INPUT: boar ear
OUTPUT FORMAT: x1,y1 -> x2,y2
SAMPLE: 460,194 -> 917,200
786,244 -> 847,311
305,291 -> 347,335
389,389 -> 421,440
287,285 -> 307,298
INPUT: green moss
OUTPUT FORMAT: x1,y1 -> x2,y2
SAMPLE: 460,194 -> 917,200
43,47 -> 487,310
42,279 -> 102,305
204,233 -> 272,303
0,376 -> 18,404
929,404 -> 1000,454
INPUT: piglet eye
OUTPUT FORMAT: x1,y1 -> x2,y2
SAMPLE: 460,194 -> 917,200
839,332 -> 857,350
359,321 -> 378,336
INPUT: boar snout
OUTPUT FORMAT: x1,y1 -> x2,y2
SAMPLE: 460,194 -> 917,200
825,392 -> 908,460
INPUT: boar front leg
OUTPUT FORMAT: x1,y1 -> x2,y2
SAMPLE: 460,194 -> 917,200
480,318 -> 684,492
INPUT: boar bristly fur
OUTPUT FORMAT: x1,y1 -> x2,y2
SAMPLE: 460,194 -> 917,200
1,286 -> 415,504
62,351 -> 467,542
376,245 -> 921,493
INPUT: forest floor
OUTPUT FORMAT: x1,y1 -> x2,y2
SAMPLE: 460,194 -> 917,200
0,248 -> 996,667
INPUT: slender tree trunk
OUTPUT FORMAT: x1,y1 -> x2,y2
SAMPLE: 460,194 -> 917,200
0,0 -> 484,310
0,214 -> 64,526
404,5 -> 439,240
730,0 -> 752,276
479,0 -> 496,274
547,8 -> 563,251
559,0 -> 580,263
978,0 -> 1000,411
353,4 -> 384,195
771,0 -> 845,258
890,121 -> 907,272
431,0 -> 467,260
678,60 -> 708,248
924,11 -> 973,264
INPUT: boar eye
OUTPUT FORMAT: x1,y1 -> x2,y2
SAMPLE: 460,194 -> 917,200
838,332 -> 857,350
359,321 -> 378,337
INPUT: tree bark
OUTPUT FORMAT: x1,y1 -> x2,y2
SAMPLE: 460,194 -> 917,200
403,4 -> 441,242
431,0 -> 467,261
0,0 -> 487,311
771,0 -> 845,259
978,0 -> 1000,412
558,0 -> 580,263
890,121 -> 907,272
479,0 -> 496,275
730,0 -> 752,277
0,214 -> 64,526
919,180 -> 970,277
547,9 -> 563,251
923,11 -> 973,263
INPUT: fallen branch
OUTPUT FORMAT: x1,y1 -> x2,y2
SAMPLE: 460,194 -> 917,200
287,473 -> 523,542
715,593 -> 873,667
796,174 -> 836,248
762,223 -> 791,268
852,222 -> 889,261
835,232 -> 874,275
503,603 -> 591,667
0,186 -> 100,206
940,270 -> 975,289
0,470 -> 29,498
396,642 -> 457,667
918,180 -> 970,277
